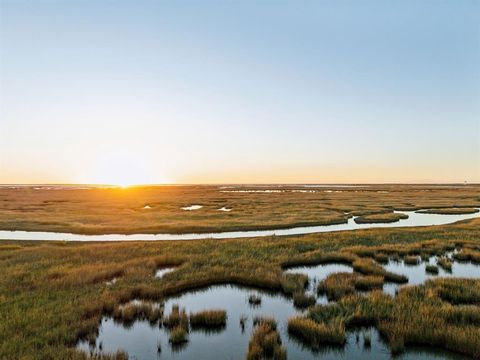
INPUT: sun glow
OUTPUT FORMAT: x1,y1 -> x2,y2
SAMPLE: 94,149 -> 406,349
81,151 -> 168,187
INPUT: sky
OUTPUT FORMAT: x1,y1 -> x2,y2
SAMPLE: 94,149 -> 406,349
0,0 -> 479,185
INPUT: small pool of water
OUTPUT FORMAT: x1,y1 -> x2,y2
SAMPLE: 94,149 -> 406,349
285,263 -> 353,302
155,268 -> 176,279
181,205 -> 203,211
2,208 -> 479,241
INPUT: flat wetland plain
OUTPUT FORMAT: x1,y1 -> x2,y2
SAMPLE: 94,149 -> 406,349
1,184 -> 480,359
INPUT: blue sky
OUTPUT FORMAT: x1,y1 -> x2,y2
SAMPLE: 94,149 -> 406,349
0,0 -> 479,184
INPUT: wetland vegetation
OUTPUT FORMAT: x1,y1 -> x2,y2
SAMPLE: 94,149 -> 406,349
0,184 -> 479,235
1,185 -> 480,359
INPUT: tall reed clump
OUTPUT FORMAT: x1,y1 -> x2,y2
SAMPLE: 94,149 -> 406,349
253,316 -> 277,329
292,292 -> 316,309
403,255 -> 420,265
437,257 -> 452,272
352,258 -> 408,283
163,304 -> 189,329
453,249 -> 480,264
112,302 -> 163,324
164,304 -> 189,344
287,316 -> 345,347
317,272 -> 356,301
248,294 -> 262,305
374,253 -> 389,264
169,325 -> 188,345
189,309 -> 227,328
246,318 -> 286,360
280,273 -> 308,295
281,251 -> 356,269
354,276 -> 384,291
425,264 -> 439,275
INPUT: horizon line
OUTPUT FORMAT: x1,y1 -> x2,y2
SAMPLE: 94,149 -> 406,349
0,182 -> 477,187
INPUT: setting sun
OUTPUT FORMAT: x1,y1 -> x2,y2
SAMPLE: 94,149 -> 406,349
82,151 -> 167,187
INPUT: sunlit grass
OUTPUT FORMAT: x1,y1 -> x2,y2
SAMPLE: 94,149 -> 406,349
0,214 -> 479,358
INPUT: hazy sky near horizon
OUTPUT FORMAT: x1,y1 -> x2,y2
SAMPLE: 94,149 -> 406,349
1,0 -> 479,184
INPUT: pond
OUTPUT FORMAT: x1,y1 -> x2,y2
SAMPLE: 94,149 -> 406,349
77,257 -> 475,359
78,284 -> 464,360
1,208 -> 479,241
285,263 -> 353,303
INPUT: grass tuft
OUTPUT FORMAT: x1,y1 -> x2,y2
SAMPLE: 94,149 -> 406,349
425,264 -> 439,275
169,325 -> 188,344
288,316 -> 346,347
248,294 -> 262,305
292,292 -> 316,309
189,310 -> 227,328
247,319 -> 285,360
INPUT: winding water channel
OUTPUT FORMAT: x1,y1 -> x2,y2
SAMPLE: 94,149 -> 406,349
1,209 -> 479,241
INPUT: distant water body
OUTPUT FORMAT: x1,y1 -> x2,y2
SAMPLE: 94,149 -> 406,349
1,209 -> 479,242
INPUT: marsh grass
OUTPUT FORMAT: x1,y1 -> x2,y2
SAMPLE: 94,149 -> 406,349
287,316 -> 346,347
453,249 -> 480,264
374,253 -> 389,264
437,257 -> 453,272
280,273 -> 308,294
1,184 -> 478,235
404,256 -> 420,265
247,320 -> 286,360
354,212 -> 409,224
189,310 -> 227,328
292,292 -> 316,309
169,326 -> 188,344
112,302 -> 163,324
354,276 -> 384,291
317,273 -> 357,301
253,316 -> 277,330
281,251 -> 356,269
352,258 -> 408,284
303,280 -> 480,357
434,278 -> 480,305
417,208 -> 479,215
248,294 -> 262,305
425,264 -> 439,275
444,305 -> 480,326
163,305 -> 188,329
1,210 -> 480,359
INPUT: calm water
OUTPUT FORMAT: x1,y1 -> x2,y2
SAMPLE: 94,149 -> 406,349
2,209 -> 479,241
285,263 -> 353,302
284,254 -> 480,297
78,258 -> 477,359
78,285 -> 465,360
382,253 -> 480,296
